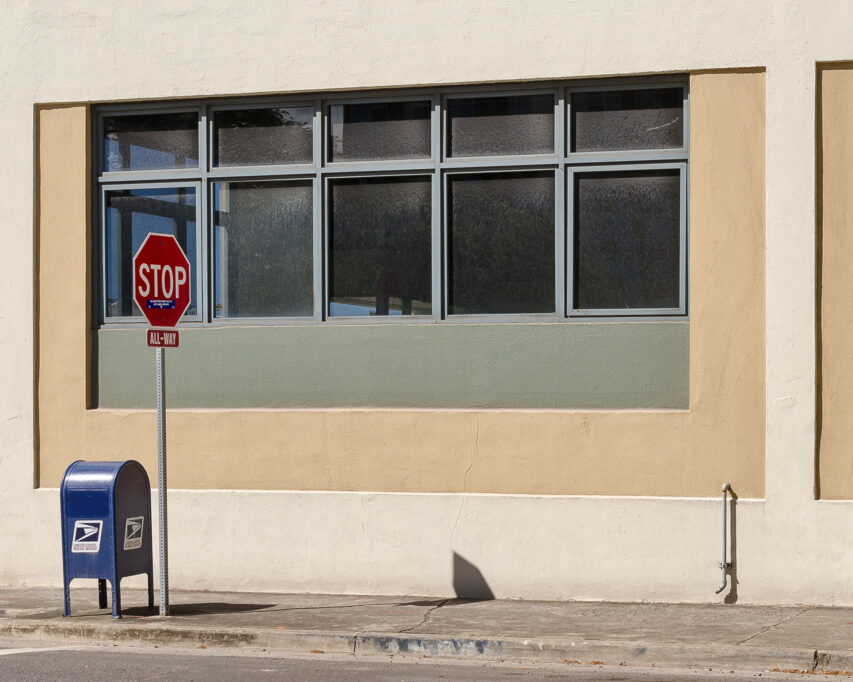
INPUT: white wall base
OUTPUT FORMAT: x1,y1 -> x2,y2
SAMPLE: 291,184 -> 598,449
7,489 -> 853,606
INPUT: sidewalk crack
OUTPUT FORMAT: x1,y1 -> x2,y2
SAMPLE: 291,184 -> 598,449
398,599 -> 451,634
735,607 -> 814,645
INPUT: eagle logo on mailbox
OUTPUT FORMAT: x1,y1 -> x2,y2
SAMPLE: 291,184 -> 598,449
71,520 -> 103,553
124,516 -> 144,551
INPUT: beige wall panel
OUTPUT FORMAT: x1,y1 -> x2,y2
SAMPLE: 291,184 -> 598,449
818,64 -> 853,499
687,69 -> 766,495
37,106 -> 91,413
37,71 -> 765,497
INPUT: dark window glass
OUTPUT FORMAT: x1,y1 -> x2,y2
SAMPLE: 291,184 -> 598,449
572,88 -> 683,152
213,181 -> 313,318
104,187 -> 197,317
448,172 -> 554,315
447,94 -> 554,157
103,113 -> 198,171
328,177 -> 431,317
213,107 -> 313,167
574,170 -> 681,310
328,101 -> 431,162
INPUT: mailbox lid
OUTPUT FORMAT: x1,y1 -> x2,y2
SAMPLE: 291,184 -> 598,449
61,460 -> 151,519
62,460 -> 127,493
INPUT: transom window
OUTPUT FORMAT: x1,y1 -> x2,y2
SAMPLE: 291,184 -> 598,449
96,79 -> 688,324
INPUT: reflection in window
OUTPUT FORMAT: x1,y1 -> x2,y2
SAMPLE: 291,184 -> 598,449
328,101 -> 431,162
328,177 -> 431,317
448,172 -> 555,315
572,88 -> 684,152
104,188 -> 197,317
103,113 -> 199,171
574,170 -> 680,310
213,107 -> 314,166
213,181 -> 313,318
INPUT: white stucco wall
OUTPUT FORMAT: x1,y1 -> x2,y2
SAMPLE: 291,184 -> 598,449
3,0 -> 852,603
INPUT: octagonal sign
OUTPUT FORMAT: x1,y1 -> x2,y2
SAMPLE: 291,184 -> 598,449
132,233 -> 191,328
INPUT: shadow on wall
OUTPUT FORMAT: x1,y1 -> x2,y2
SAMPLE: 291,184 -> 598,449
453,552 -> 495,600
724,487 -> 739,605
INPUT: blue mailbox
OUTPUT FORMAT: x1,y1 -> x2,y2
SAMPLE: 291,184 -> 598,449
60,460 -> 154,618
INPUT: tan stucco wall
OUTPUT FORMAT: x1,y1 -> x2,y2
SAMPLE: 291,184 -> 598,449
36,70 -> 765,497
818,63 -> 853,499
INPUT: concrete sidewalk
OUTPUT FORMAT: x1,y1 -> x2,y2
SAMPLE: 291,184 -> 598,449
2,587 -> 852,674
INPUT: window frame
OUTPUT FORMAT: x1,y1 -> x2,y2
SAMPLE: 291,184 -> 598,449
210,176 -> 317,322
323,170 -> 438,324
98,105 -> 204,182
324,93 -> 439,169
441,88 -> 561,163
565,81 -> 689,161
208,99 -> 319,174
567,162 -> 688,317
442,166 -> 561,322
93,77 -> 689,328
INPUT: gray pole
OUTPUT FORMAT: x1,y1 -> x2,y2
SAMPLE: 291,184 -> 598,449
156,346 -> 170,616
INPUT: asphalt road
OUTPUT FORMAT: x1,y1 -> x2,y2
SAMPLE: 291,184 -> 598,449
0,642 -> 830,681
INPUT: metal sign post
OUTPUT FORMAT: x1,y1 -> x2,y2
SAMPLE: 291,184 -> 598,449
156,347 -> 169,615
132,233 -> 191,618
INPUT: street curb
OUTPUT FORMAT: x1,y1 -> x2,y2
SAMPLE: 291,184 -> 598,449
816,650 -> 853,672
1,619 -> 850,673
355,633 -> 820,671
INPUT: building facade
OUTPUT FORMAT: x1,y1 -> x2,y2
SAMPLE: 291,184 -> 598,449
3,0 -> 853,604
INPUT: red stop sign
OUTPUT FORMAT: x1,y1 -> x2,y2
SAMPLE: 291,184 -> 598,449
132,233 -> 192,328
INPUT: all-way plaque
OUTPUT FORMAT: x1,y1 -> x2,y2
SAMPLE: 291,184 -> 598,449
147,330 -> 180,348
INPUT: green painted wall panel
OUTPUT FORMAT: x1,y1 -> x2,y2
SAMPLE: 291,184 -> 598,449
96,322 -> 688,409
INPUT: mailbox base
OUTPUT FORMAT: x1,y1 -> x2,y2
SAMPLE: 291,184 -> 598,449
63,573 -> 154,619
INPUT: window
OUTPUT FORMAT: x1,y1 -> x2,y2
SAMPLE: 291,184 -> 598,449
447,171 -> 555,314
213,180 -> 313,318
96,80 -> 687,324
103,185 -> 199,319
328,176 -> 432,317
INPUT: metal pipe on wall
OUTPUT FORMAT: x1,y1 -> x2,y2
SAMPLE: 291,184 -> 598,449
715,482 -> 732,594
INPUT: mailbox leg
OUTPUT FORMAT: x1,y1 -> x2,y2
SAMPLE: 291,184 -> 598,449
147,571 -> 154,610
63,581 -> 71,618
111,579 -> 122,619
98,579 -> 107,609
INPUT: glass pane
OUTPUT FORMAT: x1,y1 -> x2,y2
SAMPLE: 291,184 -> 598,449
572,88 -> 684,152
103,112 -> 198,171
104,187 -> 197,318
328,177 -> 431,316
448,172 -> 554,315
447,94 -> 554,157
328,101 -> 431,162
213,107 -> 314,166
213,181 -> 313,318
574,170 -> 681,310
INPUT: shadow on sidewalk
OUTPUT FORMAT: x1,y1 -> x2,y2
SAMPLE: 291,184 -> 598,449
117,550 -> 495,616
122,602 -> 275,617
394,553 -> 494,609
